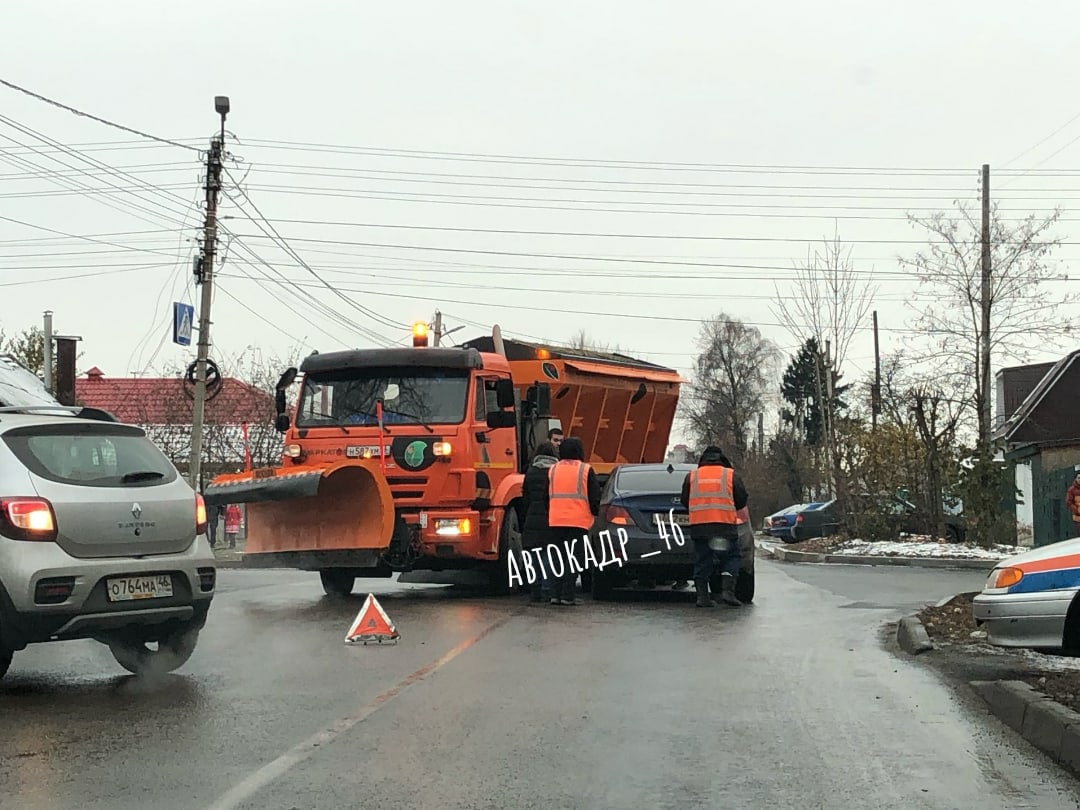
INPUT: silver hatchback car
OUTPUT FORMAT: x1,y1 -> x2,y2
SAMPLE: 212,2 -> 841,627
0,405 -> 216,681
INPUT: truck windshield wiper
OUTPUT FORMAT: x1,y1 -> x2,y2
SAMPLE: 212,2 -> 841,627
122,470 -> 165,483
382,408 -> 434,433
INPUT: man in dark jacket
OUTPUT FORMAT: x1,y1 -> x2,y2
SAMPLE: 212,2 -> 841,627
521,441 -> 560,603
680,445 -> 748,607
547,436 -> 601,605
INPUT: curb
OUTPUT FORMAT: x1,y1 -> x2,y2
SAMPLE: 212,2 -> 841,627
769,545 -> 1001,570
896,614 -> 934,655
971,680 -> 1080,777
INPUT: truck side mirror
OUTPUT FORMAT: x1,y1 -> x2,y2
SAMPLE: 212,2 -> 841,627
486,410 -> 517,429
276,367 -> 298,393
495,378 -> 515,409
275,413 -> 291,433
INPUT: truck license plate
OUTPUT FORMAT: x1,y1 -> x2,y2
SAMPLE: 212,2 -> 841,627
106,574 -> 173,602
346,445 -> 382,458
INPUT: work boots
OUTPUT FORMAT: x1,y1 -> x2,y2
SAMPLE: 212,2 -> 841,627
695,579 -> 716,607
718,573 -> 742,607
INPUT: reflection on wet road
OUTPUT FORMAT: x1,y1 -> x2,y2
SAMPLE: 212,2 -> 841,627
2,559 -> 1077,809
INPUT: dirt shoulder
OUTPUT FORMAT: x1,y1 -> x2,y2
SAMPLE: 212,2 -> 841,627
916,591 -> 1080,716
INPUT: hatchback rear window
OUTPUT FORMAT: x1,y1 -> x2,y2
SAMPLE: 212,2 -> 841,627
3,422 -> 178,488
615,468 -> 691,494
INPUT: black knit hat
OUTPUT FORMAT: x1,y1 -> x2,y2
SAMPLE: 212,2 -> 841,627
559,436 -> 586,461
698,445 -> 731,466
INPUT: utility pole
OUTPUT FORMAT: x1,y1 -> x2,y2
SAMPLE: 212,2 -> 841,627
812,340 -> 828,499
42,310 -> 53,393
979,163 -> 992,446
432,310 -> 443,347
872,310 -> 881,431
824,339 -> 836,498
187,96 -> 230,490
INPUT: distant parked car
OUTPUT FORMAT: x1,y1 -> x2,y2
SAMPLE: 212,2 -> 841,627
588,462 -> 755,603
973,538 -> 1080,651
788,500 -> 844,542
765,502 -> 823,543
789,495 -> 966,543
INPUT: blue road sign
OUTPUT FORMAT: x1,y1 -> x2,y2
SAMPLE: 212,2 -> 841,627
173,302 -> 194,346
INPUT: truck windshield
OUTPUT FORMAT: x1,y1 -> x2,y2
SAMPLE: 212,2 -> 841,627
296,368 -> 469,427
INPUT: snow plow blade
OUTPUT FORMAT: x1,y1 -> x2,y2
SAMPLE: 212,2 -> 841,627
203,461 -> 396,570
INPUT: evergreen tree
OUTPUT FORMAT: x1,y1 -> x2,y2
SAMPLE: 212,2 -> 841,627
780,337 -> 849,446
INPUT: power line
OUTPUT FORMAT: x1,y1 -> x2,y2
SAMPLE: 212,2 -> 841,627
221,165 -> 407,340
223,273 -> 955,336
0,77 -> 199,151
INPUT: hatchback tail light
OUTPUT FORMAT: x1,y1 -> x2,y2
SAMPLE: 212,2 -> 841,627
0,497 -> 58,542
195,493 -> 208,536
795,514 -> 804,524
603,504 -> 632,525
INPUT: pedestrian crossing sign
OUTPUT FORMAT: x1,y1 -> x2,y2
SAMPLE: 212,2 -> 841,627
173,302 -> 194,346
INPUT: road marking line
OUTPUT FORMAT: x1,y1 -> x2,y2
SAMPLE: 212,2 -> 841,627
204,613 -> 514,810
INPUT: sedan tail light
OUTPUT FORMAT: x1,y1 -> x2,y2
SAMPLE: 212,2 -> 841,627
0,497 -> 58,542
195,493 -> 208,536
602,504 -> 632,525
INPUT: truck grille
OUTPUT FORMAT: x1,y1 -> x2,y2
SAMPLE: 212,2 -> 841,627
388,476 -> 427,500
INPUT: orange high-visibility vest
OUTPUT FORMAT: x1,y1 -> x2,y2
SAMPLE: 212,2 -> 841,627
548,460 -> 594,529
688,466 -> 738,525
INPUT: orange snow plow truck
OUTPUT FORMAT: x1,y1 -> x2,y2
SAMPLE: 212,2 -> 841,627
203,325 -> 684,595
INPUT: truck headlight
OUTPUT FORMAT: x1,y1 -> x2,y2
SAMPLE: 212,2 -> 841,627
434,518 -> 471,536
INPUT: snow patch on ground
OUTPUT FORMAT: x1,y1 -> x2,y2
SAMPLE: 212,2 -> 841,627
832,539 -> 1022,560
940,640 -> 1080,671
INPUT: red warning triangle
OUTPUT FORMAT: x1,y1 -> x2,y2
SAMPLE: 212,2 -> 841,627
345,594 -> 400,644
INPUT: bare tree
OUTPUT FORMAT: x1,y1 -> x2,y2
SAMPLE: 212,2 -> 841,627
901,201 -> 1072,444
909,384 -> 965,541
773,229 -> 878,377
682,313 -> 781,461
773,229 -> 877,508
563,329 -> 625,355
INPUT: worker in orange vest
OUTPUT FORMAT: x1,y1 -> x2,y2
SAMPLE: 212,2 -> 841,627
1066,470 -> 1080,540
547,436 -> 601,606
680,445 -> 748,607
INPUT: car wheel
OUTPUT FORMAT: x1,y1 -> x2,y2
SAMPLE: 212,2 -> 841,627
108,626 -> 199,676
488,505 -> 522,596
591,570 -> 614,601
320,569 -> 356,597
945,524 -> 962,543
735,570 -> 755,604
0,645 -> 11,681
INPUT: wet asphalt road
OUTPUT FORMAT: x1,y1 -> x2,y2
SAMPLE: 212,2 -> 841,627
2,556 -> 1079,809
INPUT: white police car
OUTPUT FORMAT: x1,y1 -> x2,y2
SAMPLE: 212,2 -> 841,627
973,538 -> 1080,651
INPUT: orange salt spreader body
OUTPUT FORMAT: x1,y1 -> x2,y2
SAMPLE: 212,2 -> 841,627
203,324 -> 684,596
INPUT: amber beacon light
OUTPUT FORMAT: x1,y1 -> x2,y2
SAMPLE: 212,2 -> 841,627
412,322 -> 429,347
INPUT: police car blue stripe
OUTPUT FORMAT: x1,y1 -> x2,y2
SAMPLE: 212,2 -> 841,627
1009,567 -> 1080,594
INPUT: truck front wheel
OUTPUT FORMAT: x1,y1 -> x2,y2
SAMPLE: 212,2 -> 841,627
488,505 -> 522,596
320,569 -> 355,597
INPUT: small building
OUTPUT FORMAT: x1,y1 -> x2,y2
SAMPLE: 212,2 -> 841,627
993,350 -> 1080,546
75,367 -> 279,487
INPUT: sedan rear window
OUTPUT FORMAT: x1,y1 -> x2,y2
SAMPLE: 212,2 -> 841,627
3,422 -> 178,488
615,468 -> 690,494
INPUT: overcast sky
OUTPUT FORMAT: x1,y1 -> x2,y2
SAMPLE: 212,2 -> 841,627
3,1 -> 1080,447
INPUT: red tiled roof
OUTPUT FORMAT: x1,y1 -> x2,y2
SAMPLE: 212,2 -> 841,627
75,368 -> 274,425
